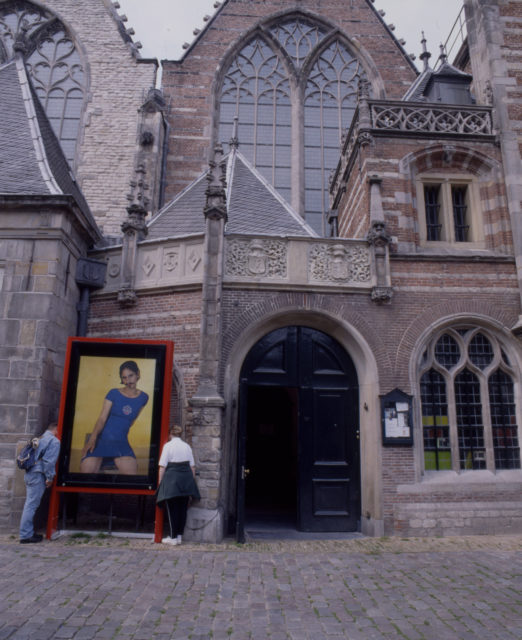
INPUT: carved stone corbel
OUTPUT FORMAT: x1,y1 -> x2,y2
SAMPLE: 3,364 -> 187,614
367,176 -> 393,303
118,164 -> 150,306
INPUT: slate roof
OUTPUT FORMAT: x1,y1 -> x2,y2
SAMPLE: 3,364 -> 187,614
147,148 -> 317,240
403,60 -> 473,102
0,59 -> 52,195
0,57 -> 92,221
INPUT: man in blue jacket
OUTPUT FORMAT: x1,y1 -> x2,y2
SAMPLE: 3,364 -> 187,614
19,422 -> 60,543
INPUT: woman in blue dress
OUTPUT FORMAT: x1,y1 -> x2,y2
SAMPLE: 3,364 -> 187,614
80,361 -> 149,474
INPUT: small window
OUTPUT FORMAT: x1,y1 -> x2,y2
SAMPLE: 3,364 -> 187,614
424,185 -> 442,241
417,177 -> 482,246
451,185 -> 469,242
419,328 -> 520,473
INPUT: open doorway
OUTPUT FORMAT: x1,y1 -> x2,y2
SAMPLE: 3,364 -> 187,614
245,386 -> 298,528
236,326 -> 360,541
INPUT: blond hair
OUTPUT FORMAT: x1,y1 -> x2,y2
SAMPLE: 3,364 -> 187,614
169,424 -> 183,437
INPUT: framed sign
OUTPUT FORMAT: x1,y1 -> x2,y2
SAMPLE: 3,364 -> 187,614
56,338 -> 173,489
381,388 -> 413,446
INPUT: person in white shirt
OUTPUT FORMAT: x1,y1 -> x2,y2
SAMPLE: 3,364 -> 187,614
156,424 -> 200,545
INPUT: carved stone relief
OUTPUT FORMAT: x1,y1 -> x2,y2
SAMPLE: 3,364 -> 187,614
142,254 -> 156,277
163,250 -> 179,274
187,248 -> 202,273
226,238 -> 287,278
107,259 -> 121,279
309,243 -> 371,284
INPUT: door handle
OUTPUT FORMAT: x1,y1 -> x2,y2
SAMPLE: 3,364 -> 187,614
242,467 -> 250,479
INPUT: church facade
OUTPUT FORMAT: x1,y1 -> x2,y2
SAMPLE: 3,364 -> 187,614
1,0 -> 521,541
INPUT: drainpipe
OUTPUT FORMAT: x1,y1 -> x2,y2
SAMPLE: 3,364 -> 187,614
75,257 -> 107,336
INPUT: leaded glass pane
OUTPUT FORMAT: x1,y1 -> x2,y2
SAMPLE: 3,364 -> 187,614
434,334 -> 460,369
0,2 -> 86,166
218,23 -> 364,237
424,185 -> 441,241
269,18 -> 327,69
421,370 -> 451,470
219,37 -> 291,189
468,333 -> 494,370
455,369 -> 485,470
452,185 -> 469,242
489,370 -> 520,469
304,40 -> 364,234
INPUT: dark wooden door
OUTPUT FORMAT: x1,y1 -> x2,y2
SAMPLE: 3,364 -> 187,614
236,326 -> 359,539
298,327 -> 360,531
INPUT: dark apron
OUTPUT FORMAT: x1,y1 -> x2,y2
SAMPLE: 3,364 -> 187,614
156,461 -> 200,504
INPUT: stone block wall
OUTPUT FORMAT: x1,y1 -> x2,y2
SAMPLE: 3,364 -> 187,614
0,203 -> 97,529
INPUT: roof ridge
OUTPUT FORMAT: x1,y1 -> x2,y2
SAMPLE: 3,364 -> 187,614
14,56 -> 62,196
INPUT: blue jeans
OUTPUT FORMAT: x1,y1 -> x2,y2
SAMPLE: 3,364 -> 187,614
19,471 -> 46,540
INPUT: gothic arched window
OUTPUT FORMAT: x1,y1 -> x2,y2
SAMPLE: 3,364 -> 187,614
420,328 -> 520,472
0,1 -> 86,166
218,16 -> 367,235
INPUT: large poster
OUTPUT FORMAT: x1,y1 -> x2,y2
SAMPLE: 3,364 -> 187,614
57,338 -> 173,489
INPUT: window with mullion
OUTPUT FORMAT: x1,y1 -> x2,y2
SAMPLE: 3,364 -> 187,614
420,328 -> 520,473
218,20 -> 365,236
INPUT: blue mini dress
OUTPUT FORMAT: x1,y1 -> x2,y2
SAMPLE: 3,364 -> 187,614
84,388 -> 149,461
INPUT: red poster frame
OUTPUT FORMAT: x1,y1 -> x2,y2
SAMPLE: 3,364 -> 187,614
47,337 -> 174,543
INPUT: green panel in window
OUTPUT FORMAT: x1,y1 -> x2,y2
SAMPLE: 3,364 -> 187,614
424,451 -> 437,470
437,451 -> 452,470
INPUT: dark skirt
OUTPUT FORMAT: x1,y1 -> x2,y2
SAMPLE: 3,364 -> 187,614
156,461 -> 200,504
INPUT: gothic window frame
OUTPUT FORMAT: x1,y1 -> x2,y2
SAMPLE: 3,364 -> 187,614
416,174 -> 484,247
417,325 -> 521,475
214,12 -> 374,236
0,0 -> 88,168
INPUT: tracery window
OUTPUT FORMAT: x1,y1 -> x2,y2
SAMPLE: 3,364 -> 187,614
0,1 -> 86,166
420,328 -> 520,472
218,16 -> 367,235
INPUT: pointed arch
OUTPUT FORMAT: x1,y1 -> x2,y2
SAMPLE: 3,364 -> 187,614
412,316 -> 522,473
213,10 -> 384,235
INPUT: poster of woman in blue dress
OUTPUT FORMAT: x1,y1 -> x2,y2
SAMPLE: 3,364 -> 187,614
68,356 -> 155,478
79,361 -> 149,474
57,338 -> 173,489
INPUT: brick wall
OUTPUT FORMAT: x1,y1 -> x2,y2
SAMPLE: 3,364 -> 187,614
44,0 -> 157,237
161,0 -> 417,203
88,289 -> 203,430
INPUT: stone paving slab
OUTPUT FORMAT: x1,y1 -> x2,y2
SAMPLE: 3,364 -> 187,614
0,534 -> 521,639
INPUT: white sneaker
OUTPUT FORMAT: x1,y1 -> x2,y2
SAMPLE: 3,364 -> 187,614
162,536 -> 178,545
176,535 -> 182,545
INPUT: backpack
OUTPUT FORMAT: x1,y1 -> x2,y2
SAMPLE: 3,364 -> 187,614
16,437 -> 40,471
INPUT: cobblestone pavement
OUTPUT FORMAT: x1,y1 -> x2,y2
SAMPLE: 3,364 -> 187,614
0,533 -> 521,640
